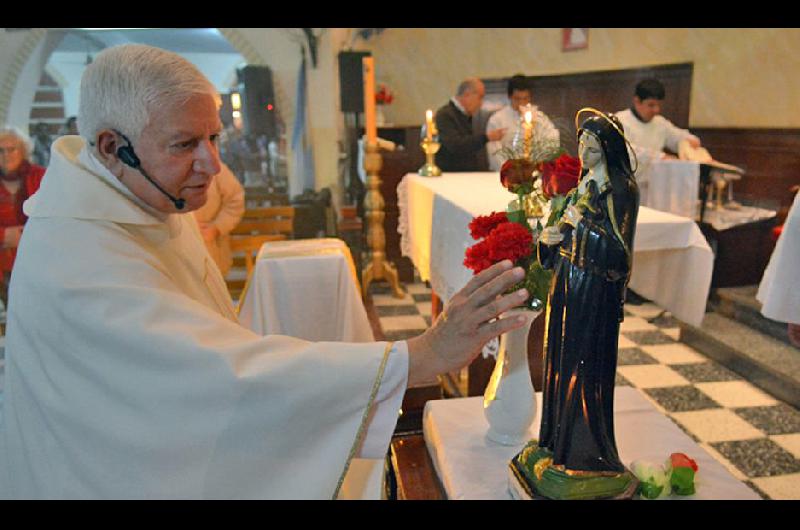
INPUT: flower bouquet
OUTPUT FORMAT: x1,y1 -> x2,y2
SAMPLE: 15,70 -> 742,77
375,83 -> 394,105
464,120 -> 581,309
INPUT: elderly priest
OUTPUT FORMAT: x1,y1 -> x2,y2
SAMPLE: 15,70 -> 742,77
0,44 -> 529,499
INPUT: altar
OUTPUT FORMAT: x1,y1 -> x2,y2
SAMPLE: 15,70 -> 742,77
418,387 -> 760,500
397,172 -> 714,327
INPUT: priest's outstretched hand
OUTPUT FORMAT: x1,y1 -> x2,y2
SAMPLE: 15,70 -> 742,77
405,260 -> 528,387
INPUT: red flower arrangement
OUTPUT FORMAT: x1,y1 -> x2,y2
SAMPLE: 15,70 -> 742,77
464,214 -> 532,274
500,159 -> 538,192
541,153 -> 581,199
375,83 -> 394,105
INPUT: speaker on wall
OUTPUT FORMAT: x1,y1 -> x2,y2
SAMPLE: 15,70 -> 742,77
338,51 -> 371,113
237,65 -> 277,138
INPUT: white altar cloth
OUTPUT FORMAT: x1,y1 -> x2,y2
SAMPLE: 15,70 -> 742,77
639,157 -> 700,219
237,238 -> 374,343
397,172 -> 713,326
422,387 -> 760,500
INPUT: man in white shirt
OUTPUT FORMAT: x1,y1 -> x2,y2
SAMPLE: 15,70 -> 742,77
0,44 -> 529,499
486,74 -> 560,171
615,78 -> 701,157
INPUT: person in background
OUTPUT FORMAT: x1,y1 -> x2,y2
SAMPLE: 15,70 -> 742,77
31,122 -> 53,167
486,74 -> 560,171
434,77 -> 506,172
0,127 -> 45,312
192,162 -> 245,277
615,78 -> 701,158
758,188 -> 800,347
59,116 -> 79,137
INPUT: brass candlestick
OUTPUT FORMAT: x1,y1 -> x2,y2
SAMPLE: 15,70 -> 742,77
418,136 -> 442,177
361,141 -> 405,299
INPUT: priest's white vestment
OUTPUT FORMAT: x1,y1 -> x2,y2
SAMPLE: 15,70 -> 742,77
0,137 -> 406,499
758,191 -> 800,324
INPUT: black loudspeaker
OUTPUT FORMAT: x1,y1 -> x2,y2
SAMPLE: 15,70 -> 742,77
237,65 -> 277,138
338,51 -> 371,113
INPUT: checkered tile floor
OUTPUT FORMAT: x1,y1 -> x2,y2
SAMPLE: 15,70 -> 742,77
370,280 -> 800,500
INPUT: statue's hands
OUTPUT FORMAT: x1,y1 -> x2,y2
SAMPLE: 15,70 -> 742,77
405,260 -> 528,387
539,226 -> 564,246
562,205 -> 583,228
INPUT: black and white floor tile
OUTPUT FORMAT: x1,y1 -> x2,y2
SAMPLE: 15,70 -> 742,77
370,279 -> 800,500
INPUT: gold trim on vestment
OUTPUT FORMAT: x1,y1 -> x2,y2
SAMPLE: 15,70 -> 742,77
333,341 -> 394,500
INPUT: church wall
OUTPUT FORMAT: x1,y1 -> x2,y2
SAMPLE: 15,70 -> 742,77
358,28 -> 800,129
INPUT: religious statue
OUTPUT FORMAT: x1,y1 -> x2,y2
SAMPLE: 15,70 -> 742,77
509,109 -> 640,500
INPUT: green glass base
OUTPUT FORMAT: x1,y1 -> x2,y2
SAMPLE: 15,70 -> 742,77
510,441 -> 638,500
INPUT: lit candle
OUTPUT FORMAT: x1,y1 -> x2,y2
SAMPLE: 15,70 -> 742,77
523,110 -> 533,159
362,56 -> 377,145
425,109 -> 433,141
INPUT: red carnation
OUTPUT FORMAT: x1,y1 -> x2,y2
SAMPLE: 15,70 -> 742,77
486,222 -> 533,264
500,158 -> 537,191
469,211 -> 508,240
541,154 -> 581,198
464,238 -> 494,274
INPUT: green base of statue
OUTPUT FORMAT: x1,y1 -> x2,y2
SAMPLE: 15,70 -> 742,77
509,441 -> 638,500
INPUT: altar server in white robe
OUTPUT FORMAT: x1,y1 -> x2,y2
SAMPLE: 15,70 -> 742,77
758,190 -> 800,346
486,74 -> 560,171
615,78 -> 702,204
0,44 -> 529,499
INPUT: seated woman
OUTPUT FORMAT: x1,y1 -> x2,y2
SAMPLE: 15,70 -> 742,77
0,127 -> 46,312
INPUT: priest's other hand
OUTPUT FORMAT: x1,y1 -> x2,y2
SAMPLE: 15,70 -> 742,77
405,260 -> 528,387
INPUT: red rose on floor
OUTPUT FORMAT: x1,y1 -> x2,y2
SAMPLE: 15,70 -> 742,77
486,222 -> 533,263
469,211 -> 508,240
500,159 -> 537,191
541,154 -> 581,198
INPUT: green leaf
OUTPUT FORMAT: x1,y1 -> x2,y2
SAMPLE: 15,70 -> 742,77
546,195 -> 567,227
507,209 -> 527,225
670,467 -> 696,496
525,261 -> 552,306
638,481 -> 665,500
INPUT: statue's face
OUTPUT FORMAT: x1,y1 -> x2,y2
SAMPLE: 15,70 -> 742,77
578,131 -> 603,171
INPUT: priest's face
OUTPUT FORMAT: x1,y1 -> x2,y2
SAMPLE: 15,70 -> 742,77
633,96 -> 662,123
460,82 -> 486,116
119,93 -> 222,213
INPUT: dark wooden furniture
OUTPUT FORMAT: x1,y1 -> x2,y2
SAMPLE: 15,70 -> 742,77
699,216 -> 778,288
388,434 -> 445,500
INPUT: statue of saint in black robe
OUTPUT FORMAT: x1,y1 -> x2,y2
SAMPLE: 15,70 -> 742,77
536,113 -> 639,474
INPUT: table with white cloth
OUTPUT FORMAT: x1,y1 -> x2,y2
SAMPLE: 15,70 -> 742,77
637,155 -> 700,219
423,387 -> 760,500
397,172 -> 713,327
237,237 -> 374,343
235,237 -> 381,499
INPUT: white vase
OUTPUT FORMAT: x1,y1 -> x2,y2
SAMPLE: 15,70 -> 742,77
483,307 -> 540,445
376,106 -> 387,126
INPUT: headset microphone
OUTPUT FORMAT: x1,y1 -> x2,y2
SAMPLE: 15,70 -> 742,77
114,130 -> 186,210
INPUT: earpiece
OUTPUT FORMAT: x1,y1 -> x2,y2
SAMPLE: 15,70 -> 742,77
116,145 -> 141,169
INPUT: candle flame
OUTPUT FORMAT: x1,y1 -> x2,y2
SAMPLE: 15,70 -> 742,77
524,110 -> 533,125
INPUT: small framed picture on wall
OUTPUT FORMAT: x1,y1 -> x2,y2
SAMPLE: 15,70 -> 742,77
562,29 -> 589,51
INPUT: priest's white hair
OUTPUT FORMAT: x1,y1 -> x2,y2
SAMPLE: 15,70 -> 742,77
78,44 -> 220,145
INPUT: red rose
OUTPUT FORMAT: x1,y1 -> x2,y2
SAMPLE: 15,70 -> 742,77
500,159 -> 537,191
670,453 -> 699,472
486,222 -> 533,264
541,154 -> 581,198
469,211 -> 508,240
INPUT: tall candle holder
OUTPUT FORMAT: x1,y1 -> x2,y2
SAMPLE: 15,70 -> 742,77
361,141 -> 405,299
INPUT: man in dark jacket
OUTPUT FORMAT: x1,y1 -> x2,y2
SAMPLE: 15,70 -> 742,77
435,78 -> 505,172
